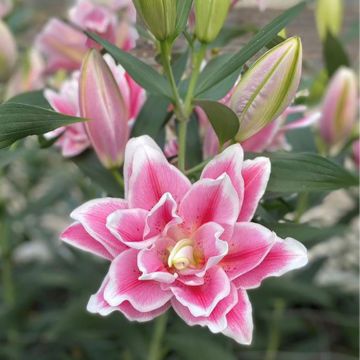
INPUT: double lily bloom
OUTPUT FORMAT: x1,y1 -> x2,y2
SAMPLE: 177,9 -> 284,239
61,136 -> 308,344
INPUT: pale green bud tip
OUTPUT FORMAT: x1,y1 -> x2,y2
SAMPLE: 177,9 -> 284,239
133,0 -> 177,41
194,0 -> 231,43
0,20 -> 17,81
231,36 -> 302,142
316,0 -> 343,40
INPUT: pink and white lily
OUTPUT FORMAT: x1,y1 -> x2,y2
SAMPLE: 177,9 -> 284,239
61,135 -> 308,344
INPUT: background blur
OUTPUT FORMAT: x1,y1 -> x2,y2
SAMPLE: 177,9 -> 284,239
0,1 -> 359,359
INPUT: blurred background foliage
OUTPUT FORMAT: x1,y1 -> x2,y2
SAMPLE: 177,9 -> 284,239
0,1 -> 359,359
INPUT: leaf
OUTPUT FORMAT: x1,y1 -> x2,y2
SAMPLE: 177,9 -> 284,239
195,54 -> 241,100
175,0 -> 193,37
249,152 -> 358,193
0,102 -> 87,149
185,113 -> 202,168
72,151 -> 123,196
85,32 -> 172,98
131,95 -> 171,138
323,32 -> 350,77
195,100 -> 239,146
6,90 -> 51,109
172,50 -> 189,83
195,1 -> 307,97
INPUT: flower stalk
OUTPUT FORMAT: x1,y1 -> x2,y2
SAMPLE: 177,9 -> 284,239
148,313 -> 168,360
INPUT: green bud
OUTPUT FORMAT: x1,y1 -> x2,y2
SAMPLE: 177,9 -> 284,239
194,0 -> 231,43
133,0 -> 177,41
316,0 -> 343,40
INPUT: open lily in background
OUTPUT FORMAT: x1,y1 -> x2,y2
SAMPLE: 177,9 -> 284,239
61,136 -> 308,344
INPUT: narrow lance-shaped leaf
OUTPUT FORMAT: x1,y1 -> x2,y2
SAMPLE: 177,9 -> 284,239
85,32 -> 172,98
195,100 -> 239,146
195,1 -> 307,96
0,102 -> 87,149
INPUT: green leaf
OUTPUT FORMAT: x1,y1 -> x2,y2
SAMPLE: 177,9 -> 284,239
185,113 -> 202,168
131,95 -> 171,138
85,32 -> 172,98
195,100 -> 239,146
6,90 -> 51,109
195,1 -> 307,96
175,0 -> 193,37
323,32 -> 350,77
72,151 -> 123,196
0,102 -> 87,149
210,26 -> 255,49
195,54 -> 241,100
253,152 -> 358,193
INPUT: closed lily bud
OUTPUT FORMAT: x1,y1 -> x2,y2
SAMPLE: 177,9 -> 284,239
79,49 -> 129,169
0,20 -> 17,81
316,0 -> 343,40
133,0 -> 176,41
319,67 -> 358,149
230,37 -> 302,142
194,0 -> 231,43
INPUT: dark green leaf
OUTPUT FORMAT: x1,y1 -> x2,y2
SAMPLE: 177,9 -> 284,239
0,103 -> 87,149
72,151 -> 123,196
85,32 -> 172,98
175,0 -> 193,37
195,100 -> 239,146
131,95 -> 171,138
172,50 -> 189,83
195,1 -> 307,96
210,26 -> 253,49
185,113 -> 202,168
323,32 -> 350,77
6,90 -> 51,109
252,152 -> 358,193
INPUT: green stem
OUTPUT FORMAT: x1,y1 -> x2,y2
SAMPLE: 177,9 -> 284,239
185,159 -> 211,176
111,168 -> 124,189
265,299 -> 285,360
294,192 -> 309,223
147,313 -> 168,360
178,121 -> 188,172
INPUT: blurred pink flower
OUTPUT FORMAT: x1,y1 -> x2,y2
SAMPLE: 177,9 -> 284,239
5,49 -> 45,99
61,135 -> 308,344
45,53 -> 145,160
353,140 -> 360,169
36,0 -> 137,73
0,0 -> 12,18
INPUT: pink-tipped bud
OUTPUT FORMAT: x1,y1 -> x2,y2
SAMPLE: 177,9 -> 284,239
79,49 -> 129,169
319,67 -> 358,149
0,20 -> 17,81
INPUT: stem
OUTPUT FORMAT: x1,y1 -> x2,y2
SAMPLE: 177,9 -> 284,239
160,40 -> 187,123
185,159 -> 211,176
147,313 -> 168,360
294,192 -> 309,223
111,168 -> 124,189
265,299 -> 285,360
177,121 -> 188,172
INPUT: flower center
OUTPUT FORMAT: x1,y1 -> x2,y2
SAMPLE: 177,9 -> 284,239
167,239 -> 195,271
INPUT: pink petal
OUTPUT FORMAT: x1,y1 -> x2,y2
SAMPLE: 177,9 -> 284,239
145,193 -> 182,240
179,175 -> 239,234
201,144 -> 245,212
126,136 -> 191,210
191,222 -> 228,277
60,222 -> 113,260
138,237 -> 178,284
238,157 -> 271,222
221,222 -> 275,280
170,266 -> 231,317
106,208 -> 151,249
222,289 -> 253,345
104,249 -> 173,312
172,282 -> 238,333
87,275 -> 170,321
233,237 -> 308,289
71,198 -> 128,257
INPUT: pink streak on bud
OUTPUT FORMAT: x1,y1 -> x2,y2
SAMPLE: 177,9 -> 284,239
79,49 -> 130,168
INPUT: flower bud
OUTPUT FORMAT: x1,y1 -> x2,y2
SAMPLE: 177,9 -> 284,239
319,67 -> 358,149
316,0 -> 343,40
133,0 -> 177,41
0,20 -> 17,81
194,0 -> 231,43
79,49 -> 129,169
230,37 -> 302,141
